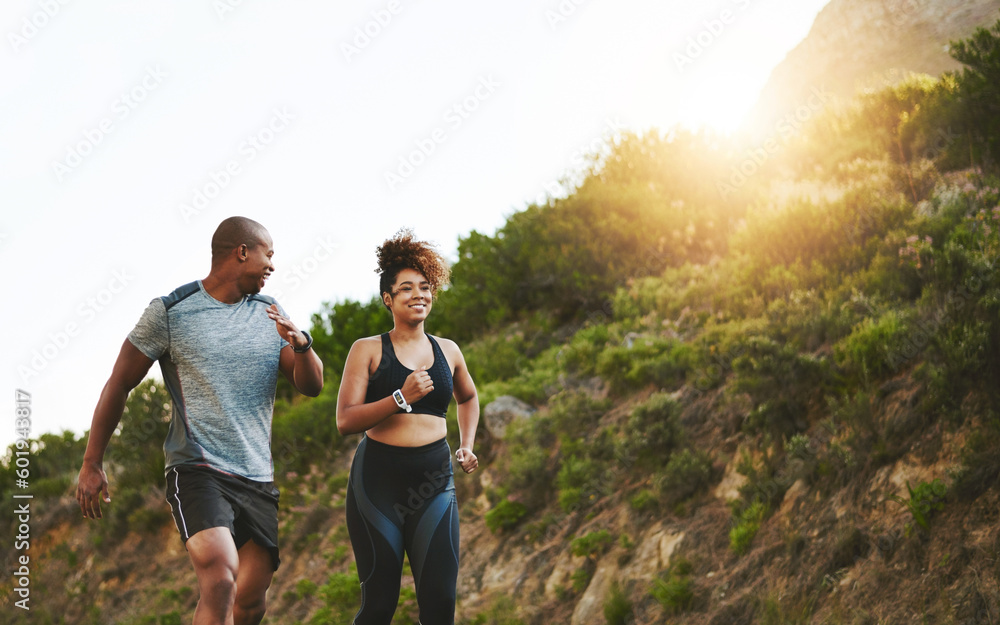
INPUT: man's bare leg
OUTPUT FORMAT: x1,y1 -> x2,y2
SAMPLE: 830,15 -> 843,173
233,540 -> 275,625
187,527 -> 240,625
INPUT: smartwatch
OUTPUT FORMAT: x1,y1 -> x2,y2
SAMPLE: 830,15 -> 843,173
393,389 -> 412,413
292,330 -> 314,353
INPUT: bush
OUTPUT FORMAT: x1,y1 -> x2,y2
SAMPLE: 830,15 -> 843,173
621,393 -> 682,469
504,443 -> 553,508
309,568 -> 361,625
629,489 -> 659,513
650,557 -> 694,615
730,502 -> 768,555
468,596 -> 525,625
656,448 -> 712,503
594,336 -> 691,393
485,498 -> 528,533
733,336 -> 828,436
557,455 -> 608,513
271,384 -> 343,477
835,309 -> 914,381
890,479 -> 948,534
548,390 -> 610,439
603,582 -> 634,625
570,530 -> 613,558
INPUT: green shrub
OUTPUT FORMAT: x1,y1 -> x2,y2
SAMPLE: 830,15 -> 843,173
730,501 -> 768,555
656,448 -> 712,503
621,393 -> 682,469
650,557 -> 694,614
557,455 -> 607,513
835,309 -> 914,381
571,567 -> 593,593
271,384 -> 343,477
603,582 -> 633,625
548,390 -> 610,439
467,596 -> 524,625
570,530 -> 613,558
485,498 -> 528,533
890,479 -> 948,534
629,489 -> 659,513
477,345 -> 563,407
395,586 -> 419,625
504,443 -> 553,508
295,578 -> 318,600
733,336 -> 828,436
464,329 -> 533,384
309,568 -> 361,625
158,613 -> 182,625
595,336 -> 691,393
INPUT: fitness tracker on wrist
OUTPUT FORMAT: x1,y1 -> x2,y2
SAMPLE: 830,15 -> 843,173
393,389 -> 412,413
292,330 -> 314,353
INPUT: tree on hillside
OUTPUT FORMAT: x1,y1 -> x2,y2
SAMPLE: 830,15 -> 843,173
435,130 -> 733,340
949,16 -> 1000,171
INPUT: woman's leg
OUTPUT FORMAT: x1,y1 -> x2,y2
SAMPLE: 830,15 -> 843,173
405,487 -> 459,625
346,439 -> 405,625
401,444 -> 459,625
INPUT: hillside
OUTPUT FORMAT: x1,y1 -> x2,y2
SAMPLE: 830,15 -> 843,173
745,0 -> 1000,134
5,6 -> 1000,625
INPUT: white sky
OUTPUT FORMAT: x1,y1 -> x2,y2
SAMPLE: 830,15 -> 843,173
1,0 -> 829,451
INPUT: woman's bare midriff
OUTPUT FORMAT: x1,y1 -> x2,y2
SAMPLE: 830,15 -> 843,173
366,412 -> 448,447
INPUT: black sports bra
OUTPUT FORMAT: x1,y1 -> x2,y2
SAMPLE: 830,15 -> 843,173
365,333 -> 453,418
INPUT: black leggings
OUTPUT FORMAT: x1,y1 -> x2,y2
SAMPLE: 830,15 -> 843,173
346,435 -> 459,625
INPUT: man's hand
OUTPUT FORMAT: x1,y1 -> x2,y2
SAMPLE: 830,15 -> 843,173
77,462 -> 111,519
455,447 -> 478,474
267,304 -> 308,349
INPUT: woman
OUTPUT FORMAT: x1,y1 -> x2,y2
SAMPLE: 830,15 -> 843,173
337,229 -> 479,625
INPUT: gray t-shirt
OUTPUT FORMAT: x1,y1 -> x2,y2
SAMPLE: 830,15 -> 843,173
128,280 -> 289,481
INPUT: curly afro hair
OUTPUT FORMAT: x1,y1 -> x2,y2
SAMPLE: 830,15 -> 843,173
376,229 -> 450,306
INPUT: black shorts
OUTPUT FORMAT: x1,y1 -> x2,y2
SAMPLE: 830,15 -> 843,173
164,465 -> 281,570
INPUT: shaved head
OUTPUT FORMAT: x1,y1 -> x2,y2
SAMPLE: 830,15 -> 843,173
211,217 -> 270,260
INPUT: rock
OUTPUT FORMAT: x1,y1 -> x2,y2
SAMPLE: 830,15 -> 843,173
544,551 -> 587,600
484,395 -> 535,439
778,479 -> 809,517
571,559 -> 617,625
570,527 -> 685,625
714,459 -> 748,502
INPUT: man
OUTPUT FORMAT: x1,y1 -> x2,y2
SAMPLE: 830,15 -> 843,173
76,216 -> 323,625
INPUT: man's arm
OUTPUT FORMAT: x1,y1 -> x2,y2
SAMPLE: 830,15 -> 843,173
270,304 -> 324,397
76,339 -> 155,519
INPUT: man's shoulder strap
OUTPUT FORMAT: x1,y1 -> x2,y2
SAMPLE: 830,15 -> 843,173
160,281 -> 201,310
248,293 -> 277,306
